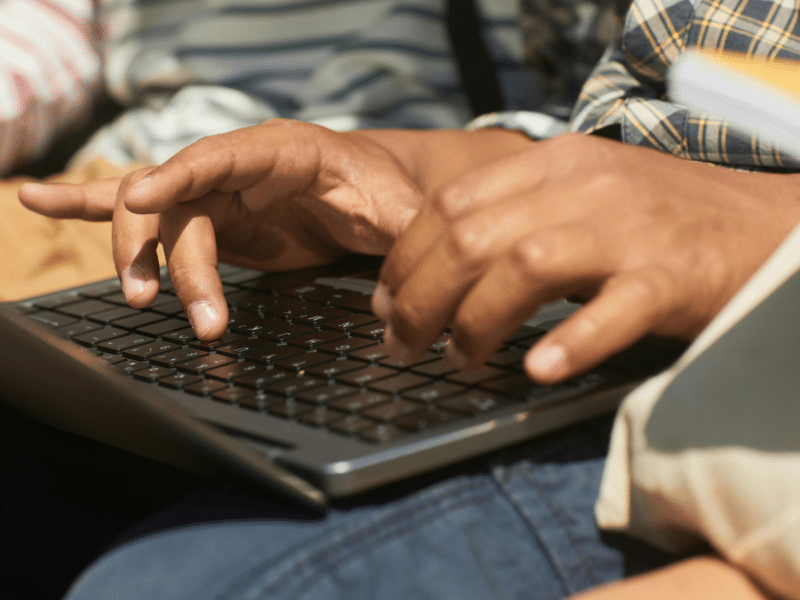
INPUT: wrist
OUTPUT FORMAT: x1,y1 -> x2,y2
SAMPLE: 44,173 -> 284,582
348,127 -> 533,197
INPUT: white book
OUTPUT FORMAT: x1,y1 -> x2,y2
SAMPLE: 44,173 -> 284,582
668,50 -> 800,160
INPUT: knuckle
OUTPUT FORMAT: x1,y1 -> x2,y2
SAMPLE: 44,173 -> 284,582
445,219 -> 488,265
510,236 -> 551,278
621,267 -> 677,313
432,181 -> 473,222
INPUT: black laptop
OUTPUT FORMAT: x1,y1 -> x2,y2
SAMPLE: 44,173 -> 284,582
0,257 -> 684,508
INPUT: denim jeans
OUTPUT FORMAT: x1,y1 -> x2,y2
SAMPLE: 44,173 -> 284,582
61,415 -> 672,600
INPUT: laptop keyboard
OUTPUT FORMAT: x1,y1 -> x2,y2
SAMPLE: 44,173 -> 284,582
14,265 -> 636,445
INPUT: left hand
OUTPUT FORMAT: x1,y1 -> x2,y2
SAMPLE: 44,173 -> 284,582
19,120 -> 427,339
374,134 -> 800,384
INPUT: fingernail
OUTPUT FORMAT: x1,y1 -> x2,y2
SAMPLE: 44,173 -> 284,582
528,343 -> 568,380
188,301 -> 219,338
128,174 -> 153,199
371,283 -> 393,321
120,265 -> 148,301
444,340 -> 469,370
382,323 -> 415,363
19,182 -> 47,195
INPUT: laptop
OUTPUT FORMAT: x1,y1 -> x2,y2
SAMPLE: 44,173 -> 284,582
0,256 -> 684,509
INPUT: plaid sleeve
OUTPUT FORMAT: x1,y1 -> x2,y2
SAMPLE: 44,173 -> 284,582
571,0 -> 800,169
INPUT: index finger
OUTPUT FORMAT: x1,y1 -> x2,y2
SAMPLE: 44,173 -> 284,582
18,178 -> 126,221
121,120 -> 326,214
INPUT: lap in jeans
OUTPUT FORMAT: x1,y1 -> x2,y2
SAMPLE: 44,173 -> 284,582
64,415 -> 673,600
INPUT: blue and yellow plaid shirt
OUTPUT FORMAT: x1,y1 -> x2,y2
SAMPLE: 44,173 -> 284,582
572,0 -> 800,168
477,0 -> 800,169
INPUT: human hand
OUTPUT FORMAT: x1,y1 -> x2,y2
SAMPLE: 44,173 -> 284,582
19,120 -> 428,339
373,134 -> 800,384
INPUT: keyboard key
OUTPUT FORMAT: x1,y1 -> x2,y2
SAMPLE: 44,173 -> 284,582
305,358 -> 364,378
161,327 -> 198,344
336,365 -> 398,386
206,361 -> 266,382
395,408 -> 461,431
401,381 -> 465,403
296,405 -> 347,427
259,323 -> 317,342
150,347 -> 209,367
486,347 -> 527,368
274,352 -> 335,373
263,375 -> 326,397
159,372 -> 203,389
362,398 -> 423,422
263,300 -> 319,319
111,311 -> 167,330
349,322 -> 386,339
136,318 -> 189,337
316,337 -> 377,356
52,321 -> 102,338
367,372 -> 430,394
291,306 -> 350,326
333,295 -> 374,314
320,312 -> 379,333
57,298 -> 116,317
123,341 -> 182,360
184,379 -> 228,396
177,354 -> 237,375
359,423 -> 405,443
212,386 -> 256,404
28,310 -> 78,329
267,399 -> 314,419
277,283 -> 334,299
479,373 -> 535,398
379,351 -> 439,369
287,330 -> 347,349
214,338 -> 274,357
328,415 -> 373,435
150,299 -> 184,316
79,281 -> 123,298
295,383 -> 358,404
113,358 -> 150,374
348,344 -> 389,363
243,344 -> 304,365
133,365 -> 177,382
88,305 -> 140,324
409,358 -> 457,378
189,332 -> 246,351
228,314 -> 284,335
97,333 -> 156,353
234,368 -> 293,389
503,325 -> 546,346
329,390 -> 392,413
438,392 -> 511,415
444,365 -> 506,386
73,326 -> 127,346
303,288 -> 363,305
97,352 -> 127,365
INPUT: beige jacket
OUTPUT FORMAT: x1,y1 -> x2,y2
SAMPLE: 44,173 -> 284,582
597,225 -> 800,599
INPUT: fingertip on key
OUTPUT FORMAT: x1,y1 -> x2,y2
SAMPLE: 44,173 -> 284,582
188,300 -> 222,340
527,342 -> 568,382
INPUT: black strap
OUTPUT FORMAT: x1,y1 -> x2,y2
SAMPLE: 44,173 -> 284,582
446,0 -> 505,117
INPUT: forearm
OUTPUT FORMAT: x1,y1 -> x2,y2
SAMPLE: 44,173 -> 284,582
349,127 -> 533,197
571,556 -> 778,600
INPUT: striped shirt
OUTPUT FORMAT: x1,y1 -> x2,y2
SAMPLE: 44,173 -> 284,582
0,0 -> 100,174
76,0 -> 526,167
